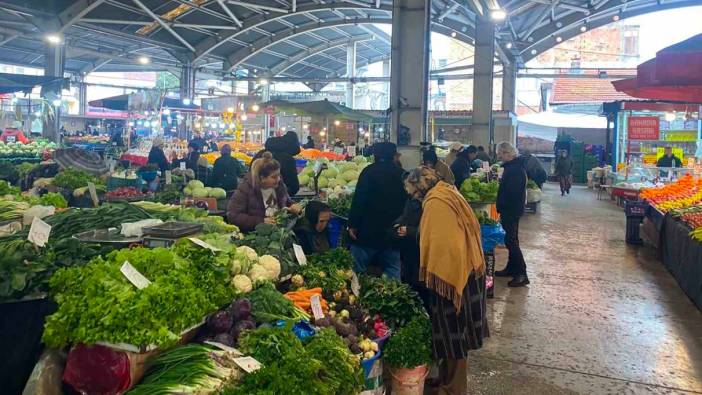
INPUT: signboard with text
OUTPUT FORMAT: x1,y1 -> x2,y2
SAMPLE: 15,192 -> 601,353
627,116 -> 660,140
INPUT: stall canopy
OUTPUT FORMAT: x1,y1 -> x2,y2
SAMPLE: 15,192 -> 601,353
0,73 -> 68,94
262,99 -> 372,121
89,93 -> 200,112
613,34 -> 702,103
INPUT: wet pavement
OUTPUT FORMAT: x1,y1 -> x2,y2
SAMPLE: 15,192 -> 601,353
468,183 -> 702,395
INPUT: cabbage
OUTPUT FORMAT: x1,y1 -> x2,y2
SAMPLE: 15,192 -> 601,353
327,178 -> 339,189
341,170 -> 359,182
183,186 -> 193,196
347,180 -> 357,187
352,155 -> 367,164
317,176 -> 329,188
298,174 -> 310,186
321,167 -> 338,178
209,187 -> 227,199
336,178 -> 347,186
192,187 -> 209,198
188,180 -> 205,189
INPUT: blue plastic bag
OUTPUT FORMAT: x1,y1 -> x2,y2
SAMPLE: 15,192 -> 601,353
481,224 -> 505,253
275,320 -> 316,340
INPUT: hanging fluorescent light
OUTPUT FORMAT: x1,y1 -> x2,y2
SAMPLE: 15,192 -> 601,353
251,104 -> 260,112
490,9 -> 506,21
52,99 -> 62,107
182,98 -> 192,105
45,34 -> 62,44
162,108 -> 171,115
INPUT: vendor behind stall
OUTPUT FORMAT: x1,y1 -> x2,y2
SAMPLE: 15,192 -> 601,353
210,144 -> 243,191
227,151 -> 301,231
294,201 -> 332,254
657,147 -> 683,168
147,138 -> 169,174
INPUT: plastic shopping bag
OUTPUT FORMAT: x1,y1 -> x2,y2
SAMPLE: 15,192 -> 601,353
480,224 -> 505,253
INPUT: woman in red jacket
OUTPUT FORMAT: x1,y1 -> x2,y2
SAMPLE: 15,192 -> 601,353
226,151 -> 301,231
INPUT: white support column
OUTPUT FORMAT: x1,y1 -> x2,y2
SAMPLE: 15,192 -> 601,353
382,59 -> 390,110
502,61 -> 517,113
471,16 -> 496,149
41,44 -> 65,143
345,42 -> 356,108
262,83 -> 271,140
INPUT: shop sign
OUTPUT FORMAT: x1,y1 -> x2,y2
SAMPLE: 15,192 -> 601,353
628,116 -> 660,140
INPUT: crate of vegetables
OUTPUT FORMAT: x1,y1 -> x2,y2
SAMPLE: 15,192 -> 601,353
104,187 -> 151,202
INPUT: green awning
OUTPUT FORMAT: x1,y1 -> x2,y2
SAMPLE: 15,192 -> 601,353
261,99 -> 372,121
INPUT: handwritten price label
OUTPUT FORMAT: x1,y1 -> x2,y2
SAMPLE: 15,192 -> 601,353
27,217 -> 51,247
165,170 -> 172,184
87,182 -> 99,207
233,356 -> 262,373
293,243 -> 307,266
310,294 -> 324,320
120,261 -> 151,289
188,237 -> 221,252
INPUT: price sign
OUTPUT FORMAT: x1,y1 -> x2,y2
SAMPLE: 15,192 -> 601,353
310,294 -> 324,320
120,261 -> 151,289
108,160 -> 116,173
188,237 -> 221,252
165,170 -> 172,185
233,356 -> 262,373
350,272 -> 360,297
204,341 -> 243,356
27,217 -> 51,247
180,162 -> 186,170
293,243 -> 307,265
334,147 -> 344,155
87,182 -> 99,207
482,161 -> 490,171
6,135 -> 15,143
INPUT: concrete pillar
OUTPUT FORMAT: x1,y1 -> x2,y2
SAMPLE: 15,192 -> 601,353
179,61 -> 196,102
262,83 -> 271,140
382,59 -> 391,110
41,44 -> 65,143
389,0 -> 431,154
78,79 -> 87,116
345,42 -> 356,108
501,61 -> 517,113
471,16 -> 496,149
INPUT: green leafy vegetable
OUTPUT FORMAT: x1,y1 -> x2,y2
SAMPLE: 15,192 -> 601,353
384,316 -> 433,369
359,275 -> 426,330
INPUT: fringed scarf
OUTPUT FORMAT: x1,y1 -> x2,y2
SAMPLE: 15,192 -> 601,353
419,181 -> 485,311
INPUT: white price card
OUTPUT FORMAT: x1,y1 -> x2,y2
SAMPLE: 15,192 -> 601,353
292,243 -> 307,266
120,261 -> 151,289
27,217 -> 51,247
482,161 -> 490,171
87,182 -> 99,207
108,160 -> 116,173
350,272 -> 360,297
165,170 -> 172,185
188,237 -> 221,252
310,294 -> 324,320
179,161 -> 186,170
204,341 -> 243,356
233,356 -> 262,373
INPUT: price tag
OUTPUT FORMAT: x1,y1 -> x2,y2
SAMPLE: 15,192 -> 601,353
6,135 -> 15,143
165,170 -> 172,184
108,160 -> 116,173
87,182 -> 99,207
350,272 -> 360,297
120,261 -> 151,289
292,243 -> 307,266
27,217 -> 51,247
233,356 -> 262,373
180,161 -> 186,170
334,147 -> 344,155
188,237 -> 221,252
482,161 -> 490,171
310,294 -> 324,320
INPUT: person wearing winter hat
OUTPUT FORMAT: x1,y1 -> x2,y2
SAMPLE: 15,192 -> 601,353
445,142 -> 463,167
147,137 -> 169,174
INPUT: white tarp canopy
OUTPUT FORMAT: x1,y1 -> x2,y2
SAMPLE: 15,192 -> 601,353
517,112 -> 608,141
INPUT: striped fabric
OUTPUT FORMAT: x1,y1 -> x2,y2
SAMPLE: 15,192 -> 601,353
429,273 -> 489,359
54,148 -> 108,175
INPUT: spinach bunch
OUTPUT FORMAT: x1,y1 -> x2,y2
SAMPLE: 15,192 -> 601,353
359,275 -> 426,330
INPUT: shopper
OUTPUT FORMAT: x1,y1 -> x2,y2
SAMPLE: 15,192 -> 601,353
522,152 -> 548,189
657,146 -> 682,168
208,139 -> 219,152
210,144 -> 243,191
348,142 -> 407,279
294,200 -> 332,254
394,182 -> 429,310
178,142 -> 200,171
450,146 -> 476,189
147,137 -> 169,174
303,136 -> 315,149
404,167 -> 487,394
554,150 -> 573,196
189,133 -> 207,152
263,131 -> 301,196
227,152 -> 301,231
422,149 -> 455,185
445,142 -> 463,167
476,146 -> 491,163
495,141 -> 529,287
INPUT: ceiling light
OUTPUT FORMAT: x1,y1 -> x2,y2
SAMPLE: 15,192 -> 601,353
506,42 -> 513,49
162,108 -> 170,115
52,99 -> 62,106
490,9 -> 507,21
319,131 -> 326,136
612,14 -> 620,21
450,31 -> 457,38
531,49 -> 538,55
45,34 -> 62,44
556,36 -> 563,43
227,107 -> 234,113
334,120 -> 341,126
258,78 -> 269,86
580,26 -> 587,32
251,104 -> 260,112
138,56 -> 150,65
182,98 -> 191,105
34,111 -> 41,117
556,22 -> 563,28
241,114 -> 248,121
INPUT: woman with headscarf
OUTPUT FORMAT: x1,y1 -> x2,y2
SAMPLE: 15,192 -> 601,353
227,151 -> 302,231
210,144 -> 243,191
294,200 -> 332,254
422,149 -> 455,185
444,142 -> 463,167
404,166 -> 488,395
147,137 -> 169,174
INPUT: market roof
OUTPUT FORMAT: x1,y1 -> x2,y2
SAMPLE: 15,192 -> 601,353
551,78 -> 635,104
0,0 -> 699,80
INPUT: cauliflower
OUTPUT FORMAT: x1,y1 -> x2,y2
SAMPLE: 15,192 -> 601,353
236,246 -> 258,261
230,258 -> 242,275
259,255 -> 281,280
247,264 -> 269,284
231,274 -> 253,293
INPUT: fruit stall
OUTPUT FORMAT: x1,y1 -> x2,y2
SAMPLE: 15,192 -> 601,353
0,153 -> 435,394
638,174 -> 702,309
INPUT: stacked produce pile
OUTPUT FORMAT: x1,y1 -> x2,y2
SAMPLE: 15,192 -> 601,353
183,179 -> 227,199
641,174 -> 702,242
460,176 -> 499,203
297,148 -> 345,161
0,139 -> 56,160
201,151 -> 253,166
297,156 -> 368,189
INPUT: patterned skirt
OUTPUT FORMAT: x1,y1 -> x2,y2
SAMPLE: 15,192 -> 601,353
429,273 -> 489,360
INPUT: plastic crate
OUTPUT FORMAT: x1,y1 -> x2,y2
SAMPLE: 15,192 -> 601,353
106,176 -> 141,191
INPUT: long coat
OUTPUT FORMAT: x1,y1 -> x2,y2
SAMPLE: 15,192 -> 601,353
496,157 -> 527,219
226,175 -> 291,231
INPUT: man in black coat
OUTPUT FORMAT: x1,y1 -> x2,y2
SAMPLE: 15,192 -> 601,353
348,142 -> 407,279
263,131 -> 301,196
495,141 -> 530,287
210,144 -> 243,191
450,145 -> 477,189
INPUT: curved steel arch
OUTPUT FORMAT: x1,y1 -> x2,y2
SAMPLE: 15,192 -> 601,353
516,0 -> 702,61
194,3 -> 394,60
225,16 -> 478,72
269,35 -> 373,76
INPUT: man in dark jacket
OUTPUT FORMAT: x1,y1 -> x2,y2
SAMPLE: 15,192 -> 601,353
521,153 -> 548,189
476,146 -> 491,163
495,141 -> 529,287
450,145 -> 476,189
657,147 -> 682,168
264,131 -> 301,196
348,142 -> 407,279
210,144 -> 243,191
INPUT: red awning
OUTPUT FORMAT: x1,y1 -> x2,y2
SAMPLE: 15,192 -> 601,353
612,34 -> 702,103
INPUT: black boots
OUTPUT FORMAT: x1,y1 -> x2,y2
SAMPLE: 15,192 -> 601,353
508,275 -> 530,287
